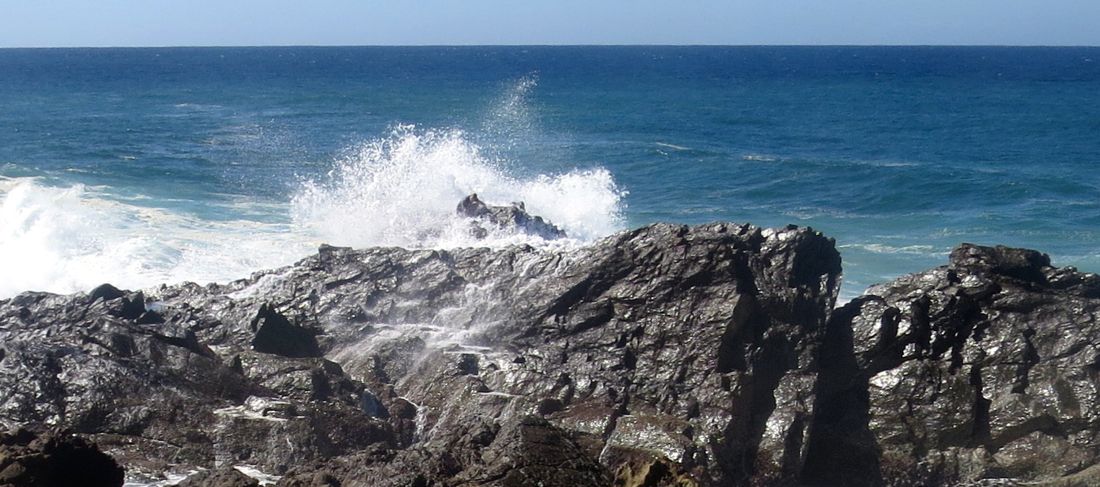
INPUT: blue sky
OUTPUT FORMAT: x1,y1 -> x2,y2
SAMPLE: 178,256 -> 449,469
2,0 -> 1098,47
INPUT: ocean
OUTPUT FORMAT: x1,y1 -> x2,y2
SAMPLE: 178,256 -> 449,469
1,46 -> 1098,301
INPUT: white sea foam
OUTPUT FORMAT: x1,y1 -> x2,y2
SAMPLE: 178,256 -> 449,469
838,243 -> 945,256
0,178 -> 314,298
481,74 -> 539,150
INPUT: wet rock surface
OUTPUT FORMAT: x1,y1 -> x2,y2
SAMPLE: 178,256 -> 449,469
1,212 -> 1097,486
0,221 -> 841,485
812,244 -> 1100,486
177,467 -> 260,487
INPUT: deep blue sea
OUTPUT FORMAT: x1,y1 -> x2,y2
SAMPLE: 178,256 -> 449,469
1,46 -> 1098,300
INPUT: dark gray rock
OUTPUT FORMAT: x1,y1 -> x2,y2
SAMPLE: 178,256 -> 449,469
0,288 -> 394,480
810,243 -> 1100,486
251,304 -> 322,358
88,283 -> 126,303
0,222 -> 841,485
0,428 -> 124,487
8,208 -> 1100,487
177,467 -> 259,487
457,193 -> 567,240
360,390 -> 388,419
455,415 -> 611,485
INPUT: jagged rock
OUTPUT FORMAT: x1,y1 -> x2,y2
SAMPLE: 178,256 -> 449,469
280,416 -> 611,487
614,455 -> 699,487
256,222 -> 839,485
360,390 -> 388,419
456,193 -> 567,239
11,205 -> 1100,487
0,286 -> 393,480
87,284 -> 147,321
177,467 -> 259,487
812,243 -> 1100,486
0,222 -> 840,485
0,428 -> 124,486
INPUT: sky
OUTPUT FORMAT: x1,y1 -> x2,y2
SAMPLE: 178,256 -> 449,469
1,0 -> 1098,48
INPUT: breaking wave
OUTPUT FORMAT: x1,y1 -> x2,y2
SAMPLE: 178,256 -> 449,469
0,177 -> 314,298
0,75 -> 626,299
290,124 -> 625,249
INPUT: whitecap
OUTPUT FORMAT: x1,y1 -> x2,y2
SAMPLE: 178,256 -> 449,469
742,154 -> 778,162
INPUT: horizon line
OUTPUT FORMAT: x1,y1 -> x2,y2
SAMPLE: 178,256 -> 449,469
1,43 -> 1098,50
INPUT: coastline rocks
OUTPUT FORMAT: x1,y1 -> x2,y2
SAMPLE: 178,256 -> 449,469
0,288 -> 395,479
0,222 -> 841,485
813,244 -> 1100,485
4,209 -> 1099,486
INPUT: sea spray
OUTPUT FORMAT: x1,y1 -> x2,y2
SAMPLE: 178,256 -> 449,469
290,124 -> 625,249
0,77 -> 626,299
480,74 -> 540,154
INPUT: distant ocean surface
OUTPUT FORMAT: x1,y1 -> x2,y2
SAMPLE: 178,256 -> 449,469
1,46 -> 1098,300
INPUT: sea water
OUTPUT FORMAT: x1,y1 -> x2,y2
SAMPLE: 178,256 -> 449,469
1,46 -> 1098,300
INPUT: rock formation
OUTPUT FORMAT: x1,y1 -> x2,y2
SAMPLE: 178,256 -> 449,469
811,244 -> 1100,486
1,205 -> 1099,486
456,193 -> 567,240
0,222 -> 840,486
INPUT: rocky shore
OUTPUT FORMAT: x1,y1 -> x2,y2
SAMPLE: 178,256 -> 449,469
2,203 -> 1098,486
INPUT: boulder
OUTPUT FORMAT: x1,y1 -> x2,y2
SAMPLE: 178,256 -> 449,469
177,467 -> 259,487
0,428 -> 124,487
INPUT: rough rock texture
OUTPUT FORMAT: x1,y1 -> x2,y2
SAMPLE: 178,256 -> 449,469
813,244 -> 1100,486
0,428 -> 124,486
7,206 -> 1097,487
456,192 -> 567,240
0,287 -> 395,482
177,467 -> 260,487
0,222 -> 841,486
